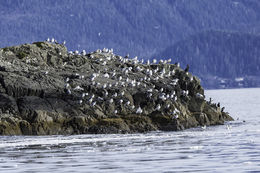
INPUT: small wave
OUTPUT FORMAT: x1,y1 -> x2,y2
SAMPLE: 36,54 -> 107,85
189,146 -> 204,150
0,133 -> 175,148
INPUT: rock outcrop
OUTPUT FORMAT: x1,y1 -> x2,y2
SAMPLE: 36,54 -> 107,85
0,41 -> 233,135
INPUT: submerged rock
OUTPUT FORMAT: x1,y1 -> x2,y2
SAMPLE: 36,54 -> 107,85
0,41 -> 233,135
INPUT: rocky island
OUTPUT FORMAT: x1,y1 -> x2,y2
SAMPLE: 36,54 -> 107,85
0,41 -> 233,135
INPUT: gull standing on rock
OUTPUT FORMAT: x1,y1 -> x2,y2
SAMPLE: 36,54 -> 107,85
136,106 -> 143,114
109,98 -> 114,104
155,104 -> 161,111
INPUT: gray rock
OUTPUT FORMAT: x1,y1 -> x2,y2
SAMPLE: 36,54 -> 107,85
0,41 -> 233,135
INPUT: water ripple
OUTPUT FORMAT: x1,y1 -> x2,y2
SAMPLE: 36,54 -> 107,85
1,88 -> 260,172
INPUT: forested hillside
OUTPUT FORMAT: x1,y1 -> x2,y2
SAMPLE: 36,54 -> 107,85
0,0 -> 259,88
154,31 -> 260,88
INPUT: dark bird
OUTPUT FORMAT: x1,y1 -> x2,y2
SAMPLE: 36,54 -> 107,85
217,102 -> 220,107
184,64 -> 189,72
221,107 -> 225,112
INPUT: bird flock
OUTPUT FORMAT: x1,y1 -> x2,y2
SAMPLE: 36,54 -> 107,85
45,38 -> 200,119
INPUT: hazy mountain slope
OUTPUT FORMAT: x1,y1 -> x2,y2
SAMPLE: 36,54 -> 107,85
154,30 -> 260,88
0,0 -> 260,88
0,0 -> 259,58
155,31 -> 260,77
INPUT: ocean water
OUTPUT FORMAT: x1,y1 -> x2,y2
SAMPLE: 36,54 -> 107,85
0,88 -> 260,173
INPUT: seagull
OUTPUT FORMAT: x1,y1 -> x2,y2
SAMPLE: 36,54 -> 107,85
196,93 -> 204,99
136,66 -> 142,72
112,71 -> 116,77
109,99 -> 114,103
91,76 -> 96,81
161,68 -> 166,74
114,110 -> 118,114
74,86 -> 84,91
91,101 -> 96,107
82,50 -> 86,56
112,92 -> 118,98
173,114 -> 178,119
102,83 -> 107,89
201,125 -> 207,130
66,89 -> 71,95
65,83 -> 70,88
104,73 -> 109,78
182,90 -> 189,96
147,88 -> 153,92
155,104 -> 161,111
136,106 -> 143,114
149,70 -> 153,76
